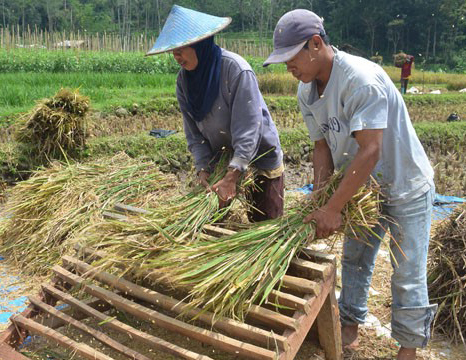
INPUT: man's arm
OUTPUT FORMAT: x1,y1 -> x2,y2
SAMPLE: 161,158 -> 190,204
312,139 -> 334,192
304,128 -> 383,238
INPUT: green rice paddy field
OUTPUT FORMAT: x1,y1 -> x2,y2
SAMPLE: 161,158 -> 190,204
1,49 -> 466,197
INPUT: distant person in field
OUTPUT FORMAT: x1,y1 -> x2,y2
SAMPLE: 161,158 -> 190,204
147,5 -> 284,221
399,54 -> 414,94
265,9 -> 436,360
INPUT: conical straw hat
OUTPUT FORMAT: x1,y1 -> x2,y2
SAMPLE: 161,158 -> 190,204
146,5 -> 231,56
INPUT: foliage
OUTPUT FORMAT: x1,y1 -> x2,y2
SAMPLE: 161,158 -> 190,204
0,49 -> 179,73
2,1 -> 466,67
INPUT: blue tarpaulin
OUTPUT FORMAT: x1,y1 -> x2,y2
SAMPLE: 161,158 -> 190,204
149,129 -> 177,138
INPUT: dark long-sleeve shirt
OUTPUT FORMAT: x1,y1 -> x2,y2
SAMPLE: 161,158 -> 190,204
176,49 -> 282,173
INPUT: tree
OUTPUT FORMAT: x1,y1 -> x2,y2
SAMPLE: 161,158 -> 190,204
387,18 -> 404,53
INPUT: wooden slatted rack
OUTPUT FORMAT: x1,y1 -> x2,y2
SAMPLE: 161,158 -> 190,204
0,203 -> 342,360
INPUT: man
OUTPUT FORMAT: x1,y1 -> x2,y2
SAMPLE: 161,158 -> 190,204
264,9 -> 436,360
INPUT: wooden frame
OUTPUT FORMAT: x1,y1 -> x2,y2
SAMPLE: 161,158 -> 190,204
0,205 -> 342,360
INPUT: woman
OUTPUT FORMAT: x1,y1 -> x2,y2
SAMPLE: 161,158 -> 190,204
147,5 -> 284,221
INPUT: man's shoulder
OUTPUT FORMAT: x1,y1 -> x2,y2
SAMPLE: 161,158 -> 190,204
335,50 -> 388,88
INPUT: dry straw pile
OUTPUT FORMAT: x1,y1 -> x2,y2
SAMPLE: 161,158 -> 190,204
15,88 -> 90,159
77,153 -> 255,274
429,204 -> 466,344
0,153 -> 177,276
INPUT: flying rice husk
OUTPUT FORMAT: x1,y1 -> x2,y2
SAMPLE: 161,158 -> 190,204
143,171 -> 386,321
0,153 -> 177,277
428,204 -> 466,345
15,88 -> 90,160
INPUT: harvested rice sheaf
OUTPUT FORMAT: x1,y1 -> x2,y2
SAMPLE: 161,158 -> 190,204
393,52 -> 407,67
428,204 -> 466,344
77,153 -> 256,274
15,88 -> 90,159
0,153 -> 177,276
146,172 -> 384,321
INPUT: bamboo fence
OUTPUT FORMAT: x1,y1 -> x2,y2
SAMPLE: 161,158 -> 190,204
0,25 -> 273,57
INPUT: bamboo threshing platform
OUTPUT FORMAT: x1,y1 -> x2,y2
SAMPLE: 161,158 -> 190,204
0,204 -> 342,360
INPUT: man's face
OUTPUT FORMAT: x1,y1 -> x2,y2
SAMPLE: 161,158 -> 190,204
285,42 -> 319,83
173,46 -> 198,71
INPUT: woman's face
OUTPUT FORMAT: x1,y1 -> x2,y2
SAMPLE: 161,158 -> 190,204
173,46 -> 198,71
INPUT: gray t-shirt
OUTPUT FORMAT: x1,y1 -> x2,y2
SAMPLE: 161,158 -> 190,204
177,49 -> 282,173
298,49 -> 434,205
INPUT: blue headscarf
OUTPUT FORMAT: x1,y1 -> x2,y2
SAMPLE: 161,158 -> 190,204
185,37 -> 222,122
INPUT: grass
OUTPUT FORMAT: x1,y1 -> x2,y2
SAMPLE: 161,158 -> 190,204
0,49 -> 180,73
2,69 -> 466,118
0,72 -> 177,117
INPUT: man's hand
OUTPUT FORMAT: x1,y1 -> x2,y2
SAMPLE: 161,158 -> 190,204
303,204 -> 343,238
198,170 -> 211,191
212,168 -> 241,208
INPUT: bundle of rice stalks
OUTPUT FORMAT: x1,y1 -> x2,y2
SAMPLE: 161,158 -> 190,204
79,153 -> 256,273
15,88 -> 90,160
428,204 -> 466,344
0,153 -> 176,276
393,52 -> 407,67
145,172 -> 383,321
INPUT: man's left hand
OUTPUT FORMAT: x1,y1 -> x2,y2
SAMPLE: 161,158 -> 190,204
303,205 -> 343,238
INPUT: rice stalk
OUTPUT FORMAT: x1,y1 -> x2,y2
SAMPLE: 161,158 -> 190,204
145,171 -> 383,321
79,152 -> 256,274
15,88 -> 90,160
0,152 -> 176,276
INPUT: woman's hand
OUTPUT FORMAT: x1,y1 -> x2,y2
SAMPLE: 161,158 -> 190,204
212,168 -> 241,208
198,170 -> 211,191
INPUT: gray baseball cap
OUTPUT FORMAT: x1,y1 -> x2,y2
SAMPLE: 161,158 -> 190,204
263,9 -> 325,67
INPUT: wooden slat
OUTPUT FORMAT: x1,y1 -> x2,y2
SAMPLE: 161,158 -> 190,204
37,298 -> 112,330
0,343 -> 29,360
41,284 -> 212,360
268,290 -> 310,314
202,224 -> 236,237
11,315 -> 113,360
316,289 -> 342,360
28,296 -> 150,360
280,267 -> 336,360
53,265 -> 277,360
114,202 -> 150,215
289,258 -> 331,280
75,246 -> 182,289
62,255 -> 288,352
0,276 -> 63,348
102,211 -> 129,221
300,248 -> 336,264
282,275 -> 321,296
248,306 -> 298,332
